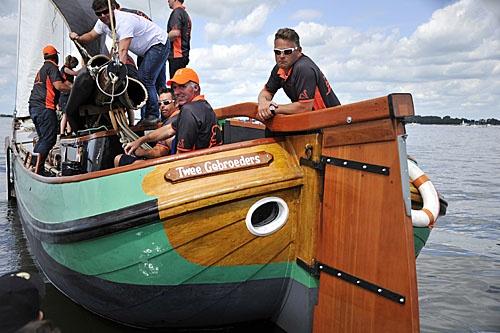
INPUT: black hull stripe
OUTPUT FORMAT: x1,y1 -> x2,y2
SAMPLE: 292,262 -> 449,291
17,197 -> 160,243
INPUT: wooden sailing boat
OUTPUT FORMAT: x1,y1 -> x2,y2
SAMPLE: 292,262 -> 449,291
5,0 -> 446,331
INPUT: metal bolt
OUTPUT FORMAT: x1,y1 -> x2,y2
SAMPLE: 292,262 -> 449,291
362,165 -> 367,169
326,159 -> 331,163
343,161 -> 348,165
337,273 -> 341,277
382,168 -> 386,172
356,280 -> 360,284
378,288 -> 382,293
399,298 -> 404,303
346,116 -> 352,123
319,265 -> 323,269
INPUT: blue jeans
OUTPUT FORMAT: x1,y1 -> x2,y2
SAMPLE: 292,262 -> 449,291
139,42 -> 169,119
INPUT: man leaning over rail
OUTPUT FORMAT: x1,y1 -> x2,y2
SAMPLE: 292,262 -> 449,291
121,68 -> 222,163
257,28 -> 341,122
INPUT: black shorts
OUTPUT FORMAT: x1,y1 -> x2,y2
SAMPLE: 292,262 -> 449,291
59,93 -> 70,113
29,107 -> 58,156
118,154 -> 143,166
168,57 -> 189,78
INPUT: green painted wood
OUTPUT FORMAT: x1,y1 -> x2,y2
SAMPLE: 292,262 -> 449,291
413,226 -> 431,257
14,162 -> 155,223
42,222 -> 319,288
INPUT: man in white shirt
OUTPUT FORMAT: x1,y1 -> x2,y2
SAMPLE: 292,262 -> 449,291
69,0 -> 169,126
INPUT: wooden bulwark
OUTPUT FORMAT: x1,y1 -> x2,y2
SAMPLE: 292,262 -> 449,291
214,94 -> 414,133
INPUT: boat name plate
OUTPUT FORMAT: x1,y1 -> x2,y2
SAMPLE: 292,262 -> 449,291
164,151 -> 273,183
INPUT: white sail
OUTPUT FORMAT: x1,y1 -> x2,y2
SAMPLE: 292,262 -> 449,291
16,1 -> 68,117
15,0 -> 164,118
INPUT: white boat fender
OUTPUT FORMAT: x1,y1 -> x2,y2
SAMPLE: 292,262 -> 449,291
408,159 -> 440,228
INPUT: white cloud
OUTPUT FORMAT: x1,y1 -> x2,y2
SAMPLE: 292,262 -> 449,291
204,4 -> 271,41
1,0 -> 498,119
290,9 -> 322,21
279,0 -> 500,118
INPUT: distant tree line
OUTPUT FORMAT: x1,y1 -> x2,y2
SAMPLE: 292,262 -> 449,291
405,115 -> 500,126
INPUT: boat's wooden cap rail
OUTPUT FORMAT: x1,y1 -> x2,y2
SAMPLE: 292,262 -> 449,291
214,93 -> 414,132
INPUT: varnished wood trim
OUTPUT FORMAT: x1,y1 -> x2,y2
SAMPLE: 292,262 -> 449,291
268,96 -> 392,132
12,137 -> 279,184
214,95 -> 412,133
227,118 -> 266,130
60,129 -> 119,143
214,102 -> 258,119
323,119 -> 396,148
389,93 -> 415,118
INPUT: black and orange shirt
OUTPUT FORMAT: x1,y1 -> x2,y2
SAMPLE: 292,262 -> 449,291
167,6 -> 191,59
265,55 -> 341,110
172,96 -> 222,153
29,61 -> 63,110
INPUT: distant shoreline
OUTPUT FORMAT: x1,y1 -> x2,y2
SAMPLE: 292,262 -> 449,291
406,115 -> 499,126
1,113 -> 498,125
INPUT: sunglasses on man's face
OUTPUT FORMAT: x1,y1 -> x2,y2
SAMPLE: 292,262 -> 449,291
158,100 -> 174,107
273,47 -> 298,56
94,8 -> 110,17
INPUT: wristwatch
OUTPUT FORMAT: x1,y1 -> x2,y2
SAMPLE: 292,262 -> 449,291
269,101 -> 278,116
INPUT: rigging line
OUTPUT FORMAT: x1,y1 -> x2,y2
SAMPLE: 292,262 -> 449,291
14,0 -> 22,116
107,0 -> 118,57
148,0 -> 153,20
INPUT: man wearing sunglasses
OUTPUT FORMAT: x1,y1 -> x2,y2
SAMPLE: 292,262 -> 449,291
114,87 -> 180,166
257,28 -> 340,122
69,0 -> 169,127
119,68 -> 222,165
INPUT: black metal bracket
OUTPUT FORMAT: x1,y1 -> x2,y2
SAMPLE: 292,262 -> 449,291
300,156 -> 389,176
296,259 -> 405,305
321,156 -> 390,175
299,157 -> 324,172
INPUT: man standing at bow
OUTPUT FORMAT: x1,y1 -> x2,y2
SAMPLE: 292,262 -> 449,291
69,0 -> 169,126
28,45 -> 72,175
167,0 -> 192,78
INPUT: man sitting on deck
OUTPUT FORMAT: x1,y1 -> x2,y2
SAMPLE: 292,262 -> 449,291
118,68 -> 222,165
114,87 -> 180,166
257,28 -> 341,122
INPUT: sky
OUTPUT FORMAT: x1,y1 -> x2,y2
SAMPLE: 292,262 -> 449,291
1,0 -> 499,119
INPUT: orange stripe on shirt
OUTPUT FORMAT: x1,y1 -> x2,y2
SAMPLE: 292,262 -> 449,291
312,87 -> 326,110
173,34 -> 182,58
45,77 -> 56,109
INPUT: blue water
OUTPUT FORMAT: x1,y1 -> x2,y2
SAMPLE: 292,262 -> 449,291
1,120 -> 499,332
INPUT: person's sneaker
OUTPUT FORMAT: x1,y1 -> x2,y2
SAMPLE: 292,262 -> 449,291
136,116 -> 159,128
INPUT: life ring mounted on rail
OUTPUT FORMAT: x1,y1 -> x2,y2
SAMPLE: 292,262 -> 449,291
408,159 -> 440,228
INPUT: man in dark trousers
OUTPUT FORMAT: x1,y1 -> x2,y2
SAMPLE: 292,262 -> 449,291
257,28 -> 341,122
70,0 -> 169,125
28,45 -> 72,175
167,0 -> 192,78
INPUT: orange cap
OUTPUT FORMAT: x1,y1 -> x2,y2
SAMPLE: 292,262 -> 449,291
167,68 -> 200,86
42,45 -> 59,56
